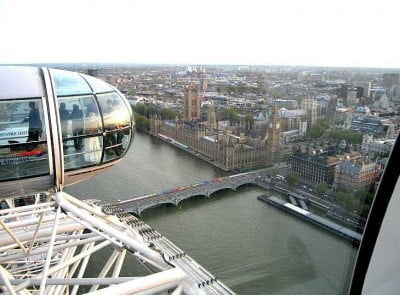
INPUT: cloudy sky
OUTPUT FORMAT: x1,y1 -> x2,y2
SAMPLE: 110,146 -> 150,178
0,0 -> 399,67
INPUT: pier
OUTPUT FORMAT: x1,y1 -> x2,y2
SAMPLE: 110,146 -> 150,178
257,195 -> 362,245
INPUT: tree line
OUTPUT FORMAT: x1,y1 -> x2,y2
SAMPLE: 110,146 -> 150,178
132,104 -> 180,132
307,119 -> 363,144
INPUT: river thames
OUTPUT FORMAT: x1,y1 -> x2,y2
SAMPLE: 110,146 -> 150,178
66,132 -> 357,294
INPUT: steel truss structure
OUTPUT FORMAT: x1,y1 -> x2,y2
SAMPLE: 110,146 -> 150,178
0,192 -> 234,294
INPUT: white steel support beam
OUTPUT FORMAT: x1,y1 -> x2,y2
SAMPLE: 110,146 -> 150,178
171,285 -> 184,295
8,277 -> 140,286
56,192 -> 168,269
0,267 -> 17,295
87,268 -> 187,295
0,219 -> 27,254
88,248 -> 120,292
0,236 -> 103,264
12,240 -> 111,293
0,222 -> 85,247
135,282 -> 183,295
39,205 -> 61,295
111,249 -> 126,279
0,201 -> 55,215
28,211 -> 45,255
66,212 -> 124,248
70,241 -> 95,295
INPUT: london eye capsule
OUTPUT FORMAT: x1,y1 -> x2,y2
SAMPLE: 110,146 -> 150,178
0,66 -> 135,197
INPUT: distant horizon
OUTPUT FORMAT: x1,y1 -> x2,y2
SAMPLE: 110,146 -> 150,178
1,62 -> 400,72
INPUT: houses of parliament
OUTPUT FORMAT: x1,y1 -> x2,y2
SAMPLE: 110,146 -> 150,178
149,82 -> 281,171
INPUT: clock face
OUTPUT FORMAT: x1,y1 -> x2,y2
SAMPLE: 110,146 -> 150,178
276,123 -> 280,129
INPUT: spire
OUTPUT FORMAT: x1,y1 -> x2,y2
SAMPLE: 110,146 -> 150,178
207,102 -> 217,131
266,100 -> 281,166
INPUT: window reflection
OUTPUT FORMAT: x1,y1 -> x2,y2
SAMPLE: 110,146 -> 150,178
58,96 -> 103,169
0,99 -> 48,180
103,129 -> 131,162
51,69 -> 92,96
57,92 -> 132,170
57,95 -> 102,139
63,135 -> 103,170
82,74 -> 114,93
97,93 -> 132,163
97,93 -> 131,131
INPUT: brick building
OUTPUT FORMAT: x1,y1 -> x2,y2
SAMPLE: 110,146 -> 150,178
333,162 -> 382,191
290,150 -> 362,184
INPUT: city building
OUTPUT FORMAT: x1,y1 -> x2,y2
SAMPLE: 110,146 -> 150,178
344,87 -> 358,106
149,102 -> 282,171
200,75 -> 208,92
275,99 -> 298,109
355,82 -> 371,98
333,161 -> 382,191
361,134 -> 395,158
382,73 -> 400,88
207,103 -> 217,131
149,117 -> 268,171
301,97 -> 321,128
184,82 -> 200,120
279,108 -> 308,136
290,150 -> 362,184
266,104 -> 281,166
350,116 -> 394,137
87,68 -> 99,77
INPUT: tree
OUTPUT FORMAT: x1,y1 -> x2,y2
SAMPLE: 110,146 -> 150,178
336,191 -> 351,206
354,188 -> 368,203
286,172 -> 300,187
134,114 -> 150,132
244,114 -> 254,130
220,107 -> 238,125
316,182 -> 329,197
328,130 -> 363,144
160,108 -> 178,120
306,119 -> 330,139
133,104 -> 148,117
336,184 -> 349,193
345,198 -> 360,212
128,88 -> 137,96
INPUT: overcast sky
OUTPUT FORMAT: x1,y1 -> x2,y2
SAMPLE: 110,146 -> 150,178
0,0 -> 399,68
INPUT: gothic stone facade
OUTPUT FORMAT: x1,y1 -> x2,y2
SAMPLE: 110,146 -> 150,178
150,118 -> 267,171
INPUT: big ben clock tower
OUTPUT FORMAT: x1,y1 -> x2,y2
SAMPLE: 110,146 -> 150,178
266,103 -> 281,166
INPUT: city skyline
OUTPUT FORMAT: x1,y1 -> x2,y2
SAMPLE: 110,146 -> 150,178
1,0 -> 399,68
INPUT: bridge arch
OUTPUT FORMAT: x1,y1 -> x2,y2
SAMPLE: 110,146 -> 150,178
176,194 -> 208,204
206,184 -> 237,197
232,181 -> 257,191
138,199 -> 177,215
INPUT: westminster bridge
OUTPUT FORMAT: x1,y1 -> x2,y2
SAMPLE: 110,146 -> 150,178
117,169 -> 273,215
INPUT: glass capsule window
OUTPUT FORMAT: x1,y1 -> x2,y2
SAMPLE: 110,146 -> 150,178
51,69 -> 92,96
0,98 -> 49,181
96,93 -> 132,162
57,95 -> 104,170
52,70 -> 133,171
81,74 -> 114,93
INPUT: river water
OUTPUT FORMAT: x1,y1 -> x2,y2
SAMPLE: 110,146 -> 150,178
66,132 -> 357,294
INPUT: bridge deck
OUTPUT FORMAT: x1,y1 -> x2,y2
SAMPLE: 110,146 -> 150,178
117,170 -> 269,215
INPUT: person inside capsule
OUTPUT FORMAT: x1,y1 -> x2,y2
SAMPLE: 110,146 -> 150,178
0,66 -> 134,193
